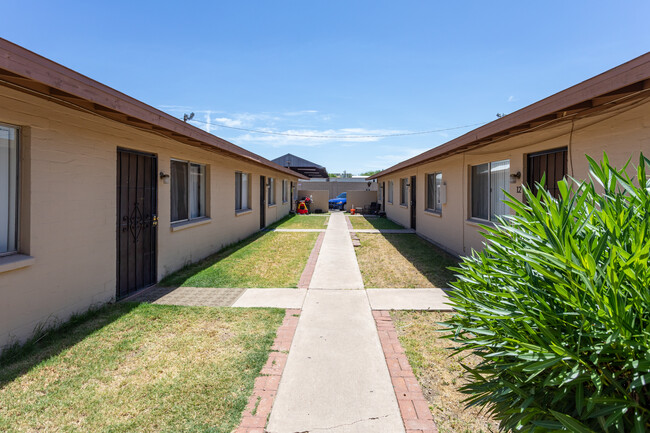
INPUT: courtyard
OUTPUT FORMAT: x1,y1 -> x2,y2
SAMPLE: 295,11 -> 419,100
1,213 -> 459,433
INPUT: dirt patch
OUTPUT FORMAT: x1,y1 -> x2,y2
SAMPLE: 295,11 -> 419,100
391,311 -> 500,433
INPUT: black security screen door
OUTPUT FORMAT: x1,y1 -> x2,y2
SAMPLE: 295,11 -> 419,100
527,147 -> 568,199
117,148 -> 158,299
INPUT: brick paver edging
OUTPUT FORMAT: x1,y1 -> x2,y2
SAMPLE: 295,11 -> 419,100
373,310 -> 439,433
235,309 -> 301,433
345,215 -> 354,231
297,231 -> 325,289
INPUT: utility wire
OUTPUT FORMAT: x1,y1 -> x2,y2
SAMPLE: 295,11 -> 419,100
188,118 -> 488,138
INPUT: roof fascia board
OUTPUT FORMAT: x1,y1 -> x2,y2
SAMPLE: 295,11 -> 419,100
369,52 -> 650,179
0,38 -> 304,179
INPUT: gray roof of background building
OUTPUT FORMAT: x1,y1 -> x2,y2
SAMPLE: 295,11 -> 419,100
272,153 -> 329,178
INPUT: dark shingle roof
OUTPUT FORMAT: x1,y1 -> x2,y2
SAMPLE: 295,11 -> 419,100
272,153 -> 329,178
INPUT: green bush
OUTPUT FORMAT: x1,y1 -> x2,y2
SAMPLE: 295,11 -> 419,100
445,154 -> 650,432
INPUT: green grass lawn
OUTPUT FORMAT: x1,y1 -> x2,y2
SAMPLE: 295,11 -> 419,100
391,311 -> 499,433
159,231 -> 319,288
268,214 -> 329,229
355,233 -> 457,287
348,216 -> 405,230
0,303 -> 284,433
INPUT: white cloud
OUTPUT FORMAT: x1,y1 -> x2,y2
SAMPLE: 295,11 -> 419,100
212,117 -> 243,128
228,127 -> 408,148
282,110 -> 319,116
159,105 -> 428,151
508,95 -> 516,102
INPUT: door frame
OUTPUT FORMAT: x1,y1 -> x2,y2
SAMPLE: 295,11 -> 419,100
526,147 -> 568,199
260,175 -> 266,229
116,147 -> 158,299
410,175 -> 416,230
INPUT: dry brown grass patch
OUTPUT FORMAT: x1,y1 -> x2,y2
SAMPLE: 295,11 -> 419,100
391,311 -> 499,433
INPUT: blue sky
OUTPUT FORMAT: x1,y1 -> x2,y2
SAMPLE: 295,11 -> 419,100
3,1 -> 649,173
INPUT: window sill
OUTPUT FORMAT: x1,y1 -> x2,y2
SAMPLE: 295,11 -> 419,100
171,217 -> 211,232
268,204 -> 277,208
235,209 -> 253,217
0,254 -> 35,274
465,218 -> 494,228
399,204 -> 408,209
425,209 -> 442,218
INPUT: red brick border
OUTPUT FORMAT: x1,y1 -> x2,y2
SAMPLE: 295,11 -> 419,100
235,309 -> 301,433
298,231 -> 325,288
373,310 -> 438,433
345,215 -> 354,230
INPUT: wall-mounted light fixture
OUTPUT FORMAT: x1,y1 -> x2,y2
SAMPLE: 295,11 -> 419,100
510,171 -> 522,184
160,171 -> 170,184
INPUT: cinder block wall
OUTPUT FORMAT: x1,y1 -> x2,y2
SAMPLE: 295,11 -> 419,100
297,190 -> 329,212
297,180 -> 377,198
347,191 -> 378,210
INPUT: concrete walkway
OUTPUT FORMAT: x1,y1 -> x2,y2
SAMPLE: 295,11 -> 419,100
230,287 -> 452,311
129,212 -> 449,432
266,228 -> 327,232
266,212 -> 405,433
351,228 -> 416,234
266,290 -> 405,433
232,288 -> 307,308
309,213 -> 364,290
367,288 -> 452,311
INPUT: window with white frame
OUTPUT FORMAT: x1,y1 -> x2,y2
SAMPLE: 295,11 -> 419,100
171,160 -> 206,223
400,178 -> 408,206
268,178 -> 276,205
282,179 -> 288,203
235,172 -> 250,211
471,159 -> 510,221
426,172 -> 442,213
0,124 -> 18,255
388,180 -> 394,204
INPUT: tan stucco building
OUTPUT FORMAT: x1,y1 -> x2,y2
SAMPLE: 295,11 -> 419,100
372,53 -> 650,257
0,40 -> 301,349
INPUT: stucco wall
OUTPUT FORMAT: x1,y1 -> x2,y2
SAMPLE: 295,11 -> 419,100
379,99 -> 650,257
297,190 -> 329,212
0,85 -> 296,348
297,179 -> 378,199
347,190 -> 378,210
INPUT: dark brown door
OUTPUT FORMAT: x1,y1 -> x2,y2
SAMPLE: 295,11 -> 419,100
527,147 -> 568,198
260,176 -> 266,228
290,181 -> 294,212
381,181 -> 386,212
410,176 -> 416,230
117,148 -> 158,299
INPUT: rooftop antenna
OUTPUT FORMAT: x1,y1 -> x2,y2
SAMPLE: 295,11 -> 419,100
183,112 -> 195,122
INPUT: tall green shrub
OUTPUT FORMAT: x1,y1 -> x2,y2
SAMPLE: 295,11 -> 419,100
446,154 -> 650,432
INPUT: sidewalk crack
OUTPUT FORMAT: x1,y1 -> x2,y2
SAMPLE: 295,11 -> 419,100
266,413 -> 393,432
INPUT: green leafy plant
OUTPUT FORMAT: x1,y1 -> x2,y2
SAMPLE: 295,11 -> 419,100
445,153 -> 650,432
